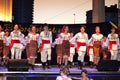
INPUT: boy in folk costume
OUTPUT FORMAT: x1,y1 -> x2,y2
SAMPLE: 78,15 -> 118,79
68,32 -> 76,68
0,25 -> 4,64
39,24 -> 52,70
3,29 -> 11,65
53,34 -> 63,68
70,25 -> 88,69
107,28 -> 119,60
10,24 -> 23,59
27,26 -> 39,70
87,40 -> 94,68
89,26 -> 103,65
60,25 -> 70,66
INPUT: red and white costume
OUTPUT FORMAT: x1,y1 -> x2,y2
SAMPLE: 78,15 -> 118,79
53,37 -> 63,57
107,33 -> 119,60
39,31 -> 52,62
3,35 -> 11,59
87,41 -> 94,62
70,32 -> 88,62
0,31 -> 4,60
69,36 -> 76,62
10,31 -> 23,59
89,34 -> 103,56
27,33 -> 39,58
60,33 -> 70,57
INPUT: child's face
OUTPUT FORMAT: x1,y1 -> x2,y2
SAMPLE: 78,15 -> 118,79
103,37 -> 106,41
70,33 -> 73,37
5,32 -> 9,36
80,27 -> 85,33
60,72 -> 64,76
81,72 -> 87,77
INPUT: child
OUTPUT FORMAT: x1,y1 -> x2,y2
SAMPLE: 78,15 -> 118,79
3,29 -> 11,65
87,41 -> 94,68
70,25 -> 88,69
72,69 -> 93,80
68,32 -> 76,68
53,34 -> 63,68
56,67 -> 72,80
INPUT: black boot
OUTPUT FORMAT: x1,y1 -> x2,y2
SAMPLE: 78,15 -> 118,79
78,61 -> 82,69
42,62 -> 46,70
57,63 -> 61,68
47,60 -> 51,69
90,61 -> 94,68
31,64 -> 34,70
69,61 -> 72,68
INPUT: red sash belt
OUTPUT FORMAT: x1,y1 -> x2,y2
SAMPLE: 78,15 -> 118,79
87,46 -> 93,55
10,40 -> 20,49
70,44 -> 74,47
109,41 -> 116,50
40,40 -> 50,50
94,41 -> 101,45
63,40 -> 69,42
77,42 -> 86,51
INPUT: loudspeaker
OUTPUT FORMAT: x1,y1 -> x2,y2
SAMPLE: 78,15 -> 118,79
97,60 -> 119,71
8,59 -> 29,71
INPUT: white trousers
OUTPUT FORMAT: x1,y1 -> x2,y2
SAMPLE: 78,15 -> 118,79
89,49 -> 94,62
68,53 -> 74,62
78,51 -> 86,62
11,43 -> 23,59
68,47 -> 75,62
41,48 -> 51,62
110,50 -> 118,60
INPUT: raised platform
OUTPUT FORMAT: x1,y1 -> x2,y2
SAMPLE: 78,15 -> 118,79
0,65 -> 120,80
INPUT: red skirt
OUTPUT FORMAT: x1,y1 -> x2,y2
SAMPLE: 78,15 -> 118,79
56,44 -> 62,57
3,46 -> 10,58
26,43 -> 30,58
62,40 -> 70,56
93,41 -> 102,57
29,40 -> 38,57
0,40 -> 3,54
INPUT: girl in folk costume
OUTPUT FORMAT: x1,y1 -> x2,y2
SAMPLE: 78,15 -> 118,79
68,32 -> 76,68
89,26 -> 103,65
0,25 -> 4,64
10,24 -> 23,59
53,34 -> 63,68
107,28 -> 119,60
60,25 -> 70,66
39,24 -> 52,70
56,67 -> 72,80
87,40 -> 94,68
25,31 -> 31,63
27,25 -> 39,70
3,29 -> 11,65
70,25 -> 88,69
101,36 -> 110,60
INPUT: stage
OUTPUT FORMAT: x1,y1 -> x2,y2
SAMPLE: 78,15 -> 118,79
0,65 -> 120,80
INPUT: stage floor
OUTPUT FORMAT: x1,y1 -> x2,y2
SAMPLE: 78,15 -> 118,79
0,65 -> 120,80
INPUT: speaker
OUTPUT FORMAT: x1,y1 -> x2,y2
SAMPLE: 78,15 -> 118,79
8,59 -> 29,71
97,60 -> 119,71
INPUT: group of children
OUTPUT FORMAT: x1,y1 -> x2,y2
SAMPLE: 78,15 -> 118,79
56,67 -> 93,80
0,24 -> 119,70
